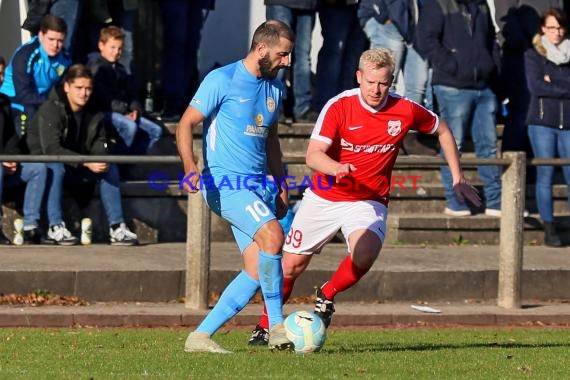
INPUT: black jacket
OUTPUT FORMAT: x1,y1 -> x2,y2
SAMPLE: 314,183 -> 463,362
524,38 -> 570,130
415,0 -> 500,89
86,52 -> 141,115
26,86 -> 114,164
0,94 -> 22,155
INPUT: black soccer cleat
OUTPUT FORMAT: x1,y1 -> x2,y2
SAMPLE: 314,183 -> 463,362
314,287 -> 335,328
248,324 -> 269,346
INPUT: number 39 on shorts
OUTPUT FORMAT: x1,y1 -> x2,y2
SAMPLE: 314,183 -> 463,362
285,228 -> 303,248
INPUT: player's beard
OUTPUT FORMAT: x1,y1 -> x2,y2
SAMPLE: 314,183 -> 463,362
258,54 -> 280,80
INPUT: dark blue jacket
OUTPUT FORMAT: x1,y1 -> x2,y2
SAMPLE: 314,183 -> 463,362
0,36 -> 70,120
86,52 -> 141,115
524,41 -> 570,130
358,0 -> 418,42
415,0 -> 500,89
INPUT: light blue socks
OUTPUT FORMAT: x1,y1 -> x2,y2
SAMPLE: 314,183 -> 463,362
258,251 -> 284,328
195,270 -> 259,335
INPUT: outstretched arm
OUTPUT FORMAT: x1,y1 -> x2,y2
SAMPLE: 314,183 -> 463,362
436,120 -> 482,207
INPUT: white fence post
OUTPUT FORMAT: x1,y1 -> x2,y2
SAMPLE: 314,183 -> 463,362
497,151 -> 526,309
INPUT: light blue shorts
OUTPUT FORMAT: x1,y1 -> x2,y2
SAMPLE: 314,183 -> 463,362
203,183 -> 277,253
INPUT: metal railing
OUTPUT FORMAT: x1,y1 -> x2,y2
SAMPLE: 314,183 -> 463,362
2,153 -> 569,309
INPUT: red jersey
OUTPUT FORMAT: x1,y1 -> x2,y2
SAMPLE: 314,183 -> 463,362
310,89 -> 439,204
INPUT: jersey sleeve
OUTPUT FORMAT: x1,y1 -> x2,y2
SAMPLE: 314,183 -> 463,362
190,69 -> 226,119
410,101 -> 439,135
310,101 -> 341,145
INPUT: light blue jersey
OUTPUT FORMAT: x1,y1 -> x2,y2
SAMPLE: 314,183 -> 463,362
191,60 -> 282,180
190,60 -> 283,251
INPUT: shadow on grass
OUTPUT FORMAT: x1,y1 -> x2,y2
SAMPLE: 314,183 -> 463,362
323,341 -> 570,353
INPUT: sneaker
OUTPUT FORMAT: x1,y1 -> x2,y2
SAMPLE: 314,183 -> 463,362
248,324 -> 269,346
45,223 -> 79,246
268,322 -> 294,351
444,207 -> 471,217
184,332 -> 232,354
485,208 -> 529,217
23,227 -> 43,245
109,223 -> 138,246
158,111 -> 181,123
314,287 -> 335,328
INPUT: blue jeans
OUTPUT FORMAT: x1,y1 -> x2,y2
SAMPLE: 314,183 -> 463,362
49,0 -> 82,55
315,5 -> 368,110
528,124 -> 570,222
363,19 -> 428,105
266,5 -> 315,118
109,112 -> 163,154
0,163 -> 46,228
434,85 -> 502,211
160,0 -> 210,114
46,163 -> 125,226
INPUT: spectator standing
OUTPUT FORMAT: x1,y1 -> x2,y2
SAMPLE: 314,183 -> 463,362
493,0 -> 564,156
416,0 -> 503,217
87,26 -> 162,154
314,0 -> 368,111
83,0 -> 139,75
159,0 -> 215,122
0,14 -> 71,140
358,0 -> 435,155
177,21 -> 294,353
0,56 -> 46,245
524,7 -> 570,246
265,0 -> 318,123
248,48 -> 480,343
26,64 -> 138,246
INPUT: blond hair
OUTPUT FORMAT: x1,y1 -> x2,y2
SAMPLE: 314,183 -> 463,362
358,48 -> 395,73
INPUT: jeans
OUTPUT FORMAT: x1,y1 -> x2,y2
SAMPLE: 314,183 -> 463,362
266,5 -> 315,118
109,112 -> 163,154
434,85 -> 502,211
363,19 -> 428,105
0,163 -> 46,228
49,0 -> 82,55
315,5 -> 368,110
528,124 -> 570,222
46,163 -> 125,227
160,0 -> 210,115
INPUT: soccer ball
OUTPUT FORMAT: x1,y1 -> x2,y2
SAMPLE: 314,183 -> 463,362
284,310 -> 327,353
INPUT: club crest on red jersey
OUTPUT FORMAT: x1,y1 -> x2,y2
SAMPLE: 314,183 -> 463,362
387,120 -> 402,136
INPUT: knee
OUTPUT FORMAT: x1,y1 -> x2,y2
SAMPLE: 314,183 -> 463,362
47,163 -> 65,180
255,221 -> 284,254
27,163 -> 47,180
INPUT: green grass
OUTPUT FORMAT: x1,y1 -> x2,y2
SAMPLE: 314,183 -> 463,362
0,328 -> 569,379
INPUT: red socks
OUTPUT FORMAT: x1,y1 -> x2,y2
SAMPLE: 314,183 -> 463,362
258,255 -> 368,329
321,255 -> 368,300
259,276 -> 295,329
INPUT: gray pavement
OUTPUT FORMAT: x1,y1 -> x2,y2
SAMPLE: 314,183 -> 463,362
0,242 -> 569,327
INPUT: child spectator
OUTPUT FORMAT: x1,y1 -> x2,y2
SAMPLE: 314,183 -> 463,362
87,26 -> 162,154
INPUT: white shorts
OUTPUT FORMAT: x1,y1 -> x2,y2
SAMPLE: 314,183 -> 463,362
283,189 -> 388,255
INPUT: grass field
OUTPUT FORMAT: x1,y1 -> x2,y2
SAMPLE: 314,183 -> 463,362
1,327 -> 569,379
